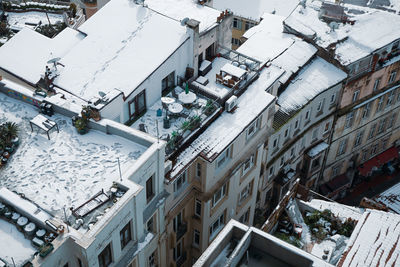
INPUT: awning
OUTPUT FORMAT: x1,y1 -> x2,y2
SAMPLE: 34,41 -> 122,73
358,147 -> 399,176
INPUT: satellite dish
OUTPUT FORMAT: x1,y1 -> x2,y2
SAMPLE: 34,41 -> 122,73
47,57 -> 61,64
329,21 -> 339,31
181,17 -> 189,26
98,91 -> 106,98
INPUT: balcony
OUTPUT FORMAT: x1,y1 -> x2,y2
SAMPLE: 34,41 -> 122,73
176,222 -> 188,241
176,251 -> 187,267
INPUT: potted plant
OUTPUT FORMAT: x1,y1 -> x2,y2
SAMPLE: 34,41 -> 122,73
203,100 -> 215,116
74,118 -> 88,135
39,243 -> 54,257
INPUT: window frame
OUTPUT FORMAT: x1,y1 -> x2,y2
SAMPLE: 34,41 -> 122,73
98,243 -> 113,267
193,229 -> 200,247
146,175 -> 155,203
212,183 -> 227,208
194,199 -> 202,217
120,221 -> 132,250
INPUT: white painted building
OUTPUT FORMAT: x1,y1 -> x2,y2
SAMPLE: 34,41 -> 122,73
0,91 -> 167,267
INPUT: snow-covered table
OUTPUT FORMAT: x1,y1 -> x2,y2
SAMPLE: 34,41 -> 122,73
168,103 -> 183,114
178,91 -> 197,105
29,114 -> 59,140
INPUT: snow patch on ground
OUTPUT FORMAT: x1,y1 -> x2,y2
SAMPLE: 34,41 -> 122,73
0,219 -> 36,266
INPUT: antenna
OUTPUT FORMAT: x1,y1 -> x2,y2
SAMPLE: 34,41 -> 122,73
47,57 -> 61,70
117,157 -> 122,181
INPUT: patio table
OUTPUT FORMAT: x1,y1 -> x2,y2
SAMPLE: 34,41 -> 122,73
168,103 -> 183,114
178,91 -> 197,104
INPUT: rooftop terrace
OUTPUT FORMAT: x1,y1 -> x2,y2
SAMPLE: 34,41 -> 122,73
0,92 -> 146,218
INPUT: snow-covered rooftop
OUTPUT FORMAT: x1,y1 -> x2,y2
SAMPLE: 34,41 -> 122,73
213,0 -> 299,21
170,66 -> 281,177
284,0 -> 400,65
145,0 -> 221,33
0,93 -> 146,217
375,181 -> 400,214
238,13 -> 317,83
54,0 -> 189,101
0,27 -> 84,85
338,210 -> 400,267
277,57 -> 346,114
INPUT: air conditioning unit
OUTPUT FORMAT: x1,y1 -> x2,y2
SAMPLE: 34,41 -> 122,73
225,95 -> 238,112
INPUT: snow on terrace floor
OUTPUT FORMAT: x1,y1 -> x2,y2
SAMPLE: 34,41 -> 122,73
338,210 -> 400,267
7,11 -> 63,31
0,219 -> 36,266
375,181 -> 400,214
0,94 -> 146,217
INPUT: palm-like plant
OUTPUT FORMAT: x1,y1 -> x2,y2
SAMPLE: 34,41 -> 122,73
0,122 -> 18,147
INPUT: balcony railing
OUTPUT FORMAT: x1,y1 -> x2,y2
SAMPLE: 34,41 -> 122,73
176,251 -> 187,267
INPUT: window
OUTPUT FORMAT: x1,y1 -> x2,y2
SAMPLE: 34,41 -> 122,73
279,156 -> 285,167
147,216 -> 154,233
373,78 -> 381,91
120,222 -> 132,249
352,90 -> 360,103
362,102 -> 371,119
233,18 -> 242,29
161,71 -> 175,92
377,97 -> 384,112
332,165 -> 341,177
388,113 -> 396,128
246,116 -> 261,139
148,250 -> 157,267
195,199 -> 202,217
245,21 -> 255,30
217,146 -> 231,168
330,93 -> 336,104
128,90 -> 146,120
284,128 -> 289,138
63,264 -> 69,267
173,211 -> 183,232
294,119 -> 299,129
242,154 -> 255,176
382,138 -> 389,150
290,146 -> 295,157
231,38 -> 240,46
77,258 -> 83,267
239,208 -> 250,223
196,163 -> 201,178
324,122 -> 330,133
193,229 -> 200,247
389,71 -> 397,84
273,138 -> 278,148
239,182 -> 252,205
368,124 -> 376,139
269,166 -> 274,177
173,240 -> 183,261
305,110 -> 310,120
312,127 -> 319,140
371,144 -> 378,155
317,100 -> 323,111
345,112 -> 354,128
387,90 -> 395,107
146,175 -> 154,203
212,183 -> 227,207
362,150 -> 369,162
354,131 -> 364,147
98,243 -> 112,267
377,118 -> 387,134
174,171 -> 187,192
311,157 -> 321,169
301,136 -> 306,149
209,213 -> 224,238
337,139 -> 347,156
